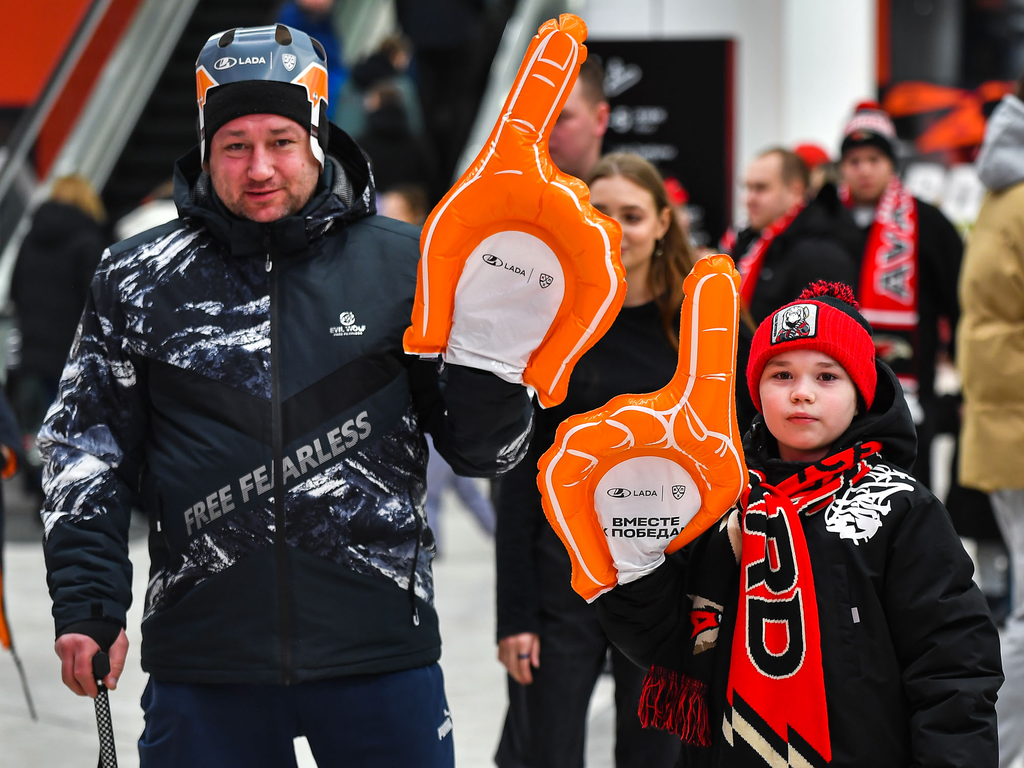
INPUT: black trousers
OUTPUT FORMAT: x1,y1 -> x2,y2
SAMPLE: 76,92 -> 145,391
494,609 -> 680,768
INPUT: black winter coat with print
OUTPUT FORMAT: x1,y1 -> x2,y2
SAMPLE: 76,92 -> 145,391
40,126 -> 533,684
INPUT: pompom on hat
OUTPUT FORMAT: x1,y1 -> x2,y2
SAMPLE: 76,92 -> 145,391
747,281 -> 877,413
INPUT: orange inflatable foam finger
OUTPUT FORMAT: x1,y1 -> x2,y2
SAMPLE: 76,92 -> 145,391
402,14 -> 625,408
538,255 -> 749,602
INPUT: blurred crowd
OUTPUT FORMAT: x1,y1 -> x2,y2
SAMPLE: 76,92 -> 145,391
4,3 -> 1024,767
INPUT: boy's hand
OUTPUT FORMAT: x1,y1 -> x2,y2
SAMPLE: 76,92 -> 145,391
403,14 -> 625,408
538,255 -> 748,601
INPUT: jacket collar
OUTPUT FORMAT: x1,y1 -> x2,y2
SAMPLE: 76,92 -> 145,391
172,123 -> 377,259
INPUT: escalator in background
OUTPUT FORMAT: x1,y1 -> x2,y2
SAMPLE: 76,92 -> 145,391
4,0 -> 526,256
102,0 -> 282,224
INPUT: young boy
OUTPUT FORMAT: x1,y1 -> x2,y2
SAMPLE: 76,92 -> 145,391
596,282 -> 1002,767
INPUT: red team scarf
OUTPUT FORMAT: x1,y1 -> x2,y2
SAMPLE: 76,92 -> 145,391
841,177 -> 920,393
735,201 -> 806,308
724,441 -> 880,766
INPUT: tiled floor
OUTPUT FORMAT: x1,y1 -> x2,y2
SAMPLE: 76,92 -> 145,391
0,482 -> 616,767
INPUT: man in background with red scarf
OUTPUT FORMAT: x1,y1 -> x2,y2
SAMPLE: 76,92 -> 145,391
838,101 -> 962,489
728,147 -> 861,324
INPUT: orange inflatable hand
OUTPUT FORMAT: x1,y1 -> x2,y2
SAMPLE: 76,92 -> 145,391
538,255 -> 748,601
402,14 -> 625,408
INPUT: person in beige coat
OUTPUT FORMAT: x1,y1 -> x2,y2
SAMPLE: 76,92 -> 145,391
959,84 -> 1024,768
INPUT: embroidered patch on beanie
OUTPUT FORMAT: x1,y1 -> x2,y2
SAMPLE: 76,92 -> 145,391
770,304 -> 818,344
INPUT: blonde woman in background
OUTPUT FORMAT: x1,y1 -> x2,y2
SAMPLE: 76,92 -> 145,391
11,175 -> 107,496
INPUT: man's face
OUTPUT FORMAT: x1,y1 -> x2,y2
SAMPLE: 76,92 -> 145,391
206,113 -> 320,223
840,145 -> 894,206
744,154 -> 803,231
547,82 -> 609,181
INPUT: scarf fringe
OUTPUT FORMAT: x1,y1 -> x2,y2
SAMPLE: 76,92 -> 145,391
638,665 -> 710,746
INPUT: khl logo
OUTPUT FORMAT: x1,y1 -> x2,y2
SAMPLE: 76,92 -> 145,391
282,53 -> 297,71
672,485 -> 686,500
539,273 -> 553,289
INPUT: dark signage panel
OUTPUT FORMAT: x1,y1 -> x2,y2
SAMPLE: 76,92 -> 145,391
587,39 -> 735,245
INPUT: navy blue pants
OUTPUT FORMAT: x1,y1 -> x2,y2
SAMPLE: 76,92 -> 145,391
138,664 -> 454,768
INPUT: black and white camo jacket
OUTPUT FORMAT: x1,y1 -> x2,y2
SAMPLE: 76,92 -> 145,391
40,127 -> 533,684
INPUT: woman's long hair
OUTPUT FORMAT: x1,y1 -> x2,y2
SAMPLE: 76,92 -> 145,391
588,153 -> 696,349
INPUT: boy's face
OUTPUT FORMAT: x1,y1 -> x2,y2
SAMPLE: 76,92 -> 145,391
758,349 -> 858,463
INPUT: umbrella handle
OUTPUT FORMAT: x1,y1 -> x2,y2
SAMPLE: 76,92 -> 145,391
92,652 -> 118,768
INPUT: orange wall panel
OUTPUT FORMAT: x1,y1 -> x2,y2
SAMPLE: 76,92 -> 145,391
0,0 -> 94,107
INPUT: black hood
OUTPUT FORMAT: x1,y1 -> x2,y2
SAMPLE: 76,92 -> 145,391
27,201 -> 102,248
365,102 -> 411,140
743,359 -> 917,483
773,183 -> 863,259
351,53 -> 398,90
172,122 -> 376,259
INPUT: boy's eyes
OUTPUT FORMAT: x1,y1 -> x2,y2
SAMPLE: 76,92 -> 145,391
770,371 -> 840,381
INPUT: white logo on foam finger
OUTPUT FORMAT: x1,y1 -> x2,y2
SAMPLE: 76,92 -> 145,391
448,231 -> 566,379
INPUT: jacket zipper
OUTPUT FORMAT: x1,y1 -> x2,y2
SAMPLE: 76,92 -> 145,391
408,515 -> 422,626
267,243 -> 292,684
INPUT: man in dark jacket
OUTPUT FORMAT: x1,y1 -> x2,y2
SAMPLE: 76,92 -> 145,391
41,25 -> 532,767
837,101 -> 962,488
730,147 -> 861,323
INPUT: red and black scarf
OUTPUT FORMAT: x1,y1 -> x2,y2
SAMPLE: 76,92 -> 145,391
735,201 -> 806,308
639,442 -> 882,766
841,178 -> 920,394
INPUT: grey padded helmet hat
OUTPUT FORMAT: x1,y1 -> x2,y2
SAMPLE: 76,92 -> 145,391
195,24 -> 330,167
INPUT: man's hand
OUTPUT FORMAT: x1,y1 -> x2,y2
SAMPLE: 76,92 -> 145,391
539,255 -> 748,601
55,629 -> 128,698
403,14 -> 625,408
498,633 -> 541,685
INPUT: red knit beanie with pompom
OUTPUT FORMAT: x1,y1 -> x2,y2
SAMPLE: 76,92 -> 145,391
747,281 -> 876,413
